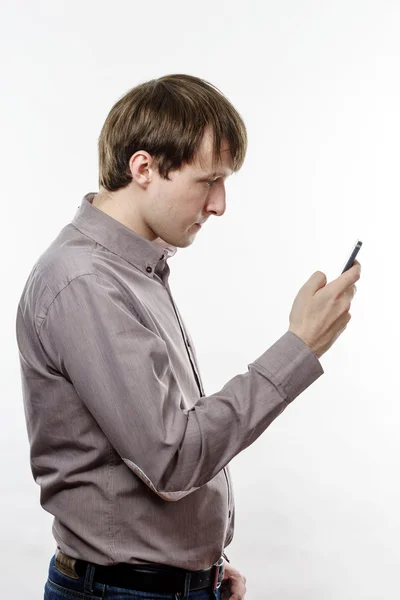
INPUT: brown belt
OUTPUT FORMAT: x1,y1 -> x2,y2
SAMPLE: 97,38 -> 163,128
55,549 -> 224,594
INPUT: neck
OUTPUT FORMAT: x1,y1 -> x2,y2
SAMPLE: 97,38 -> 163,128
92,188 -> 157,241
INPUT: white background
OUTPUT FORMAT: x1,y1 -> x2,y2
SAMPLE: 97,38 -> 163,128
1,1 -> 398,598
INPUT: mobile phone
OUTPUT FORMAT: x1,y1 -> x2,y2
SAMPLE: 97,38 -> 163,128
341,240 -> 363,274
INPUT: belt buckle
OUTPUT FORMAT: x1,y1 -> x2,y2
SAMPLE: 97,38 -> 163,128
212,556 -> 224,590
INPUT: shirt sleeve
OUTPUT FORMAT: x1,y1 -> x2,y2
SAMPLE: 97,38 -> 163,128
38,273 -> 324,501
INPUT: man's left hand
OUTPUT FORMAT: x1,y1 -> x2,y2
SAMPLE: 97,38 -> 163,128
220,558 -> 247,599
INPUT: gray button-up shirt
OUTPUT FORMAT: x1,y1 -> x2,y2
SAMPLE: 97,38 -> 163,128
15,193 -> 324,571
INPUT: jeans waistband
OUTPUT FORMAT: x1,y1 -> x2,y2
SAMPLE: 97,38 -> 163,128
54,549 -> 225,594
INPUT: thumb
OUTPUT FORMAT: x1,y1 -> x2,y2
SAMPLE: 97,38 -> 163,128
302,270 -> 327,297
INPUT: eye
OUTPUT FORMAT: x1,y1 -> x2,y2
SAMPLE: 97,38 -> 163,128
205,179 -> 217,187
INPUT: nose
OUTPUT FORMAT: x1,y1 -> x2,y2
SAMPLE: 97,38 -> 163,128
205,181 -> 226,217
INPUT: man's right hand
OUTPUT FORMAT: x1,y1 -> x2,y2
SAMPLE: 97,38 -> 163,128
288,259 -> 361,359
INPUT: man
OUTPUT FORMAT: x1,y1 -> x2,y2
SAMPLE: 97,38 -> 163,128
16,73 -> 360,600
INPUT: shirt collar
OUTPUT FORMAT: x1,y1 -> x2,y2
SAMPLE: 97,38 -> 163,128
71,193 -> 178,279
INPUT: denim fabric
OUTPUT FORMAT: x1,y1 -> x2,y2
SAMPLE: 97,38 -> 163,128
44,555 -> 222,600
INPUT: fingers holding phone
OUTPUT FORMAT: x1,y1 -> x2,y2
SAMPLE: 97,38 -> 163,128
288,244 -> 362,360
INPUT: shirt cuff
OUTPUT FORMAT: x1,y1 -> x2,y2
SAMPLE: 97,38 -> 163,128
250,330 -> 324,403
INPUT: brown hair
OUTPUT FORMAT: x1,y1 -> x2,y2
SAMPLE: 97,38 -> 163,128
98,74 -> 247,191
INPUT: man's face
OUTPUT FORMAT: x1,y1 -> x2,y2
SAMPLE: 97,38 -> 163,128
142,128 -> 233,248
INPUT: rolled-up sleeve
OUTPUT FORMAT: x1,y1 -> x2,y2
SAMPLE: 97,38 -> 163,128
38,274 -> 324,501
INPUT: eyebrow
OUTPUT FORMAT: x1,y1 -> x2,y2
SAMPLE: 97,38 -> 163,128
201,171 -> 231,179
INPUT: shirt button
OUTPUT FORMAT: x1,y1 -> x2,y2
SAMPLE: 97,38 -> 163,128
146,266 -> 153,273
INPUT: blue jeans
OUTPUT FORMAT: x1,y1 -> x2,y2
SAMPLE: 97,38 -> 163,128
44,554 -> 222,600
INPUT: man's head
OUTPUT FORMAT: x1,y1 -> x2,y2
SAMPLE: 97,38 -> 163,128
97,74 -> 247,248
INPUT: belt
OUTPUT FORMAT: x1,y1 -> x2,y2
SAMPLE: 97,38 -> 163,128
55,550 -> 225,594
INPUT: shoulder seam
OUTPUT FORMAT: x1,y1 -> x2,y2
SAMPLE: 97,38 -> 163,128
37,272 -> 146,340
37,273 -> 97,338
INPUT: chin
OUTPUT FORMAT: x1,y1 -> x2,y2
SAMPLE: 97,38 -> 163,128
155,225 -> 198,249
175,236 -> 196,249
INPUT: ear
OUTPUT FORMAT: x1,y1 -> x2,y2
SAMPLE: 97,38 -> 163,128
129,151 -> 156,189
